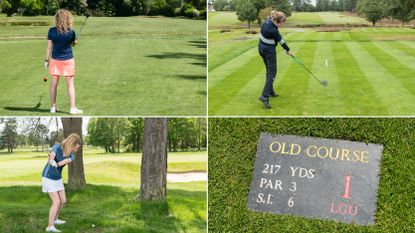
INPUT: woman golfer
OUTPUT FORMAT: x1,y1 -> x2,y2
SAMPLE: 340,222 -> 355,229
44,9 -> 83,115
258,11 -> 292,109
42,133 -> 82,232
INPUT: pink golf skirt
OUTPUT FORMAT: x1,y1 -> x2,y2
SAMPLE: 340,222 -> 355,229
49,58 -> 75,77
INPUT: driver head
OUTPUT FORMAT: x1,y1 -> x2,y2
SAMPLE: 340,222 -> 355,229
321,80 -> 328,86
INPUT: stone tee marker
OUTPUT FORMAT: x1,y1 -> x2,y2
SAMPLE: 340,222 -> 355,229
247,134 -> 383,225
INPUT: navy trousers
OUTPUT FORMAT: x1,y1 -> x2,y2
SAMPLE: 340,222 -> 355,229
258,42 -> 277,99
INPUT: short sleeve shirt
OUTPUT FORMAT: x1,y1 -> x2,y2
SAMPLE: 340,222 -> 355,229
47,27 -> 76,60
42,143 -> 75,180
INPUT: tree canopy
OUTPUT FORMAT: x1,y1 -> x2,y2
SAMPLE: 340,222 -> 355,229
0,0 -> 206,18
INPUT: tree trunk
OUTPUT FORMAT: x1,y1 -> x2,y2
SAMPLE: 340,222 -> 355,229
198,119 -> 201,151
61,117 -> 86,191
140,118 -> 168,201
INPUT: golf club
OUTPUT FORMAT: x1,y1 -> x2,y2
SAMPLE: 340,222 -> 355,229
77,13 -> 90,39
290,54 -> 328,87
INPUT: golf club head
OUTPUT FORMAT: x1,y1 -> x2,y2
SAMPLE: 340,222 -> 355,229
321,80 -> 328,86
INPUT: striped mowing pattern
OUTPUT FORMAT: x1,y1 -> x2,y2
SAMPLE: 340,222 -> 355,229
208,29 -> 415,116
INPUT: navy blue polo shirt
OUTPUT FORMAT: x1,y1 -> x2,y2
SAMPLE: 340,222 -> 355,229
47,27 -> 76,60
42,143 -> 75,180
260,19 -> 290,52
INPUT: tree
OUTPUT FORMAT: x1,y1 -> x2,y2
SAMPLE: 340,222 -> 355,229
87,118 -> 127,153
20,0 -> 44,15
213,0 -> 227,10
124,118 -> 144,152
389,0 -> 415,26
1,0 -> 20,16
357,0 -> 387,26
62,117 -> 86,191
140,118 -> 168,201
344,0 -> 357,12
237,0 -> 257,28
0,119 -> 18,153
49,129 -> 64,147
197,118 -> 204,151
28,123 -> 49,152
266,0 -> 291,16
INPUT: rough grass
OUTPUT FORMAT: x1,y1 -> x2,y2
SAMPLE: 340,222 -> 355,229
0,184 -> 206,233
208,118 -> 415,232
0,16 -> 206,116
0,149 -> 207,232
208,12 -> 415,116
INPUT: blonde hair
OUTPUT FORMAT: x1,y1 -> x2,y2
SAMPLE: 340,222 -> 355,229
61,133 -> 82,157
55,9 -> 73,33
271,11 -> 286,24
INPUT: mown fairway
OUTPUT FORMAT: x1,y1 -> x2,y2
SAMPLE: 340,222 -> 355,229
208,118 -> 415,232
208,12 -> 415,116
0,149 -> 207,232
0,15 -> 206,116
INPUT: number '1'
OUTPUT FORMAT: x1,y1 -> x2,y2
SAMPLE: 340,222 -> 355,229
342,175 -> 351,199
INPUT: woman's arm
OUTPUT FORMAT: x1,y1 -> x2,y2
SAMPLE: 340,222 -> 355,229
45,40 -> 53,66
57,158 -> 74,167
275,30 -> 292,55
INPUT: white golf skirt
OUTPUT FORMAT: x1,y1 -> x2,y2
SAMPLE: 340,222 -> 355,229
42,177 -> 64,193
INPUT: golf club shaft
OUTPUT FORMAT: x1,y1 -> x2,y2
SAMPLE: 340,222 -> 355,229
78,16 -> 88,39
291,55 -> 323,84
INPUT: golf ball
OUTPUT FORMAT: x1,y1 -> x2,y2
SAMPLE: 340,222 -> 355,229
92,224 -> 95,227
122,82 -> 126,85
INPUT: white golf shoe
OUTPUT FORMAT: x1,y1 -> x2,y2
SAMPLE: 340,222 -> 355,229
54,219 -> 66,225
69,107 -> 83,115
46,225 -> 61,232
50,106 -> 58,113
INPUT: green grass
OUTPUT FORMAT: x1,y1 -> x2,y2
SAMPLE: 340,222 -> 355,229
208,118 -> 415,232
286,12 -> 368,26
0,149 -> 207,232
0,185 -> 206,233
0,16 -> 206,116
208,12 -> 415,116
0,149 -> 207,186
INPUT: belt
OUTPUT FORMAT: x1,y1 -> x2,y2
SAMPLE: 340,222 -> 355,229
260,35 -> 275,45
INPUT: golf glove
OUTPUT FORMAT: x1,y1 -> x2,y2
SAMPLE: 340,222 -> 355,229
44,60 -> 49,69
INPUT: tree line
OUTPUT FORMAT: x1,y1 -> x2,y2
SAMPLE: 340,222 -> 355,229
292,0 -> 358,12
357,0 -> 415,26
0,118 -> 62,153
214,0 -> 414,27
87,118 -> 207,153
0,117 -> 207,154
0,0 -> 206,18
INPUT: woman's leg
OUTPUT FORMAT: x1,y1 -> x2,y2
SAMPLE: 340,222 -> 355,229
261,51 -> 276,99
65,76 -> 75,108
47,192 -> 61,227
50,76 -> 60,107
56,189 -> 67,220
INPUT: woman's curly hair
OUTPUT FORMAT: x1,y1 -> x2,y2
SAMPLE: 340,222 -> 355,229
271,11 -> 286,24
55,9 -> 73,34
